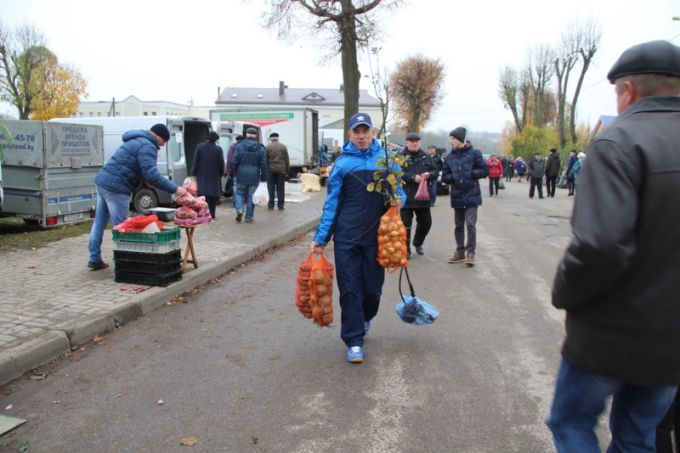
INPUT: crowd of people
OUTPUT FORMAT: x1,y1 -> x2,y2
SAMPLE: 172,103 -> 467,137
85,38 -> 680,452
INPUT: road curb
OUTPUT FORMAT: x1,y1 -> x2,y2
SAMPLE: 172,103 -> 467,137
0,331 -> 71,385
0,217 -> 319,387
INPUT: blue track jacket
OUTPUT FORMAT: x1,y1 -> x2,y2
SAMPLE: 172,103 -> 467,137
314,139 -> 405,246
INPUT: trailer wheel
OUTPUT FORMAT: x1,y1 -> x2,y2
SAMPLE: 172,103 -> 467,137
133,189 -> 158,213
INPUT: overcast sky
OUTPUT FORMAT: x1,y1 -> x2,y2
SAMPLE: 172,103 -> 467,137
1,0 -> 679,133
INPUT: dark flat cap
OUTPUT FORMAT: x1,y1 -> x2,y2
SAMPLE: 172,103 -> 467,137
246,127 -> 258,135
607,40 -> 680,83
269,132 -> 279,138
405,132 -> 421,141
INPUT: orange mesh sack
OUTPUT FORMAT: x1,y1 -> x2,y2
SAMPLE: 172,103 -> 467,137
377,206 -> 409,271
294,253 -> 314,319
309,253 -> 334,327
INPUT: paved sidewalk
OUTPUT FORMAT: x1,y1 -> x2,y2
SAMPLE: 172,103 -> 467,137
0,192 -> 324,385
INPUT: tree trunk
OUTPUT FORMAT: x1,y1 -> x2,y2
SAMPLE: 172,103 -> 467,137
570,57 -> 591,145
338,7 -> 360,139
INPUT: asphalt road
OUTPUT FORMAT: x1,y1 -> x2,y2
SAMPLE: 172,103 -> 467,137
0,181 -> 603,453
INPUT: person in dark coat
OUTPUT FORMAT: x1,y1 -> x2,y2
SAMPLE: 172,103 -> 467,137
565,149 -> 577,196
544,148 -> 561,197
441,127 -> 489,267
191,131 -> 225,219
527,152 -> 545,199
426,145 -> 443,207
399,133 -> 438,256
546,40 -> 680,452
225,135 -> 243,207
233,128 -> 268,223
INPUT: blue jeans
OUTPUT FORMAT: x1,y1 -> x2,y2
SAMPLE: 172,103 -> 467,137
547,358 -> 677,453
235,183 -> 257,221
88,185 -> 130,262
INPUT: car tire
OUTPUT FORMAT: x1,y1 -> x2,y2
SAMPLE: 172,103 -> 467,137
133,188 -> 158,213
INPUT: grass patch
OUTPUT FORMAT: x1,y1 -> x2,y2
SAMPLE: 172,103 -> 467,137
0,217 -> 102,250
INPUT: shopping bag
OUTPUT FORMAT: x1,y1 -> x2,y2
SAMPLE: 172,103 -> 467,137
414,177 -> 430,201
252,182 -> 269,207
377,206 -> 408,271
294,253 -> 314,319
309,253 -> 334,327
395,267 -> 439,325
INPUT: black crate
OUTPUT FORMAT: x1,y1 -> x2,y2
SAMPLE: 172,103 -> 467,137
115,269 -> 182,287
114,250 -> 181,264
114,250 -> 181,275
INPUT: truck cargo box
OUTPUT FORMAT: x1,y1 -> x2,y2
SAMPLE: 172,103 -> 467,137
0,120 -> 104,227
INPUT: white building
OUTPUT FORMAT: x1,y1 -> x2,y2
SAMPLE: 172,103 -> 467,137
76,82 -> 383,147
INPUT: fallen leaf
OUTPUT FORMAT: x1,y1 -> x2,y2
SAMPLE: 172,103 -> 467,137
157,399 -> 164,405
180,436 -> 199,446
19,440 -> 30,453
4,404 -> 12,411
29,372 -> 47,381
91,335 -> 105,344
27,264 -> 37,269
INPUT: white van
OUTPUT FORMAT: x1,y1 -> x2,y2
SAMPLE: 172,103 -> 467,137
51,116 -> 211,211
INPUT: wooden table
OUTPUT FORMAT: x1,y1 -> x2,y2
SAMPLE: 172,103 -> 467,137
175,222 -> 209,271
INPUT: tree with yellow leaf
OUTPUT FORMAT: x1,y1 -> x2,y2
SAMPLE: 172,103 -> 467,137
30,60 -> 87,120
389,54 -> 445,133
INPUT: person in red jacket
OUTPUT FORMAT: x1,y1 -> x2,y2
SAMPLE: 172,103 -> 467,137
486,154 -> 503,197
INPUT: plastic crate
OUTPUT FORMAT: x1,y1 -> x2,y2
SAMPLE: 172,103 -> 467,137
114,250 -> 181,275
112,227 -> 180,243
115,269 -> 182,287
113,250 -> 181,263
112,239 -> 180,254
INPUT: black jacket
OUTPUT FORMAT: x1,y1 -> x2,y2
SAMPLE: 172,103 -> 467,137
191,141 -> 225,197
441,143 -> 489,208
399,149 -> 438,209
552,96 -> 680,385
545,152 -> 561,177
527,158 -> 545,179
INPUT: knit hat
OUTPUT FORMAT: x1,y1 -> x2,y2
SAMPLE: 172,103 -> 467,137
150,123 -> 170,142
449,127 -> 466,142
208,131 -> 219,142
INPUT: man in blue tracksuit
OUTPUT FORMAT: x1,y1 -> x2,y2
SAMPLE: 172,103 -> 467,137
310,112 -> 405,364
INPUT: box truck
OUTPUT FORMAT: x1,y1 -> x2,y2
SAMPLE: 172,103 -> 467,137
0,120 -> 104,227
51,116 -> 211,211
210,107 -> 319,177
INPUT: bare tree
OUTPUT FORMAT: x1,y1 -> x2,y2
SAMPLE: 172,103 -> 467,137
389,54 -> 445,133
498,66 -> 522,133
569,19 -> 601,144
526,45 -> 555,128
554,27 -> 579,148
0,23 -> 50,119
365,46 -> 390,140
263,0 -> 402,137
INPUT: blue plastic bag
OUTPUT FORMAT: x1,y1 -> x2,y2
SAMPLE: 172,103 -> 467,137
396,295 -> 439,325
395,267 -> 439,325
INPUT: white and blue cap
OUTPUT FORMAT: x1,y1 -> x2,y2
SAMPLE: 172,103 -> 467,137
348,112 -> 373,130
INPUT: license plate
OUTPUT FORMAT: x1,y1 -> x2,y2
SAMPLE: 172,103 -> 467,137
64,212 -> 84,222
